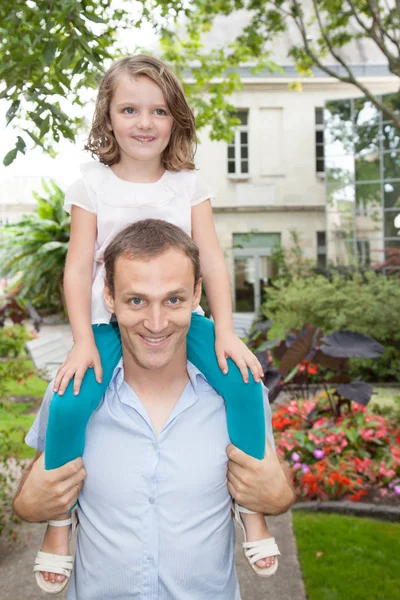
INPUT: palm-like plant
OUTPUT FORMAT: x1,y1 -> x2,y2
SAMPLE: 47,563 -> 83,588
0,180 -> 70,314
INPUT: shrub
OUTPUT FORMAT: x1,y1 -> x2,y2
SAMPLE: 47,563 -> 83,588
0,423 -> 25,536
0,325 -> 32,358
0,180 -> 70,314
262,271 -> 400,381
274,396 -> 400,502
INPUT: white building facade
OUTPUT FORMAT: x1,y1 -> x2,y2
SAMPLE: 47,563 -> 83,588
195,65 -> 398,315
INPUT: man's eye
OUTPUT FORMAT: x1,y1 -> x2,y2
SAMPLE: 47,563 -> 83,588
130,298 -> 143,306
168,297 -> 180,305
155,108 -> 167,116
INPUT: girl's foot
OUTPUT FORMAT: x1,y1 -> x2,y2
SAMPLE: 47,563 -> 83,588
241,512 -> 276,569
39,522 -> 71,585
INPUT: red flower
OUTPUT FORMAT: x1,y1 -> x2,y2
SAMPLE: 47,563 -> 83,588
349,490 -> 367,502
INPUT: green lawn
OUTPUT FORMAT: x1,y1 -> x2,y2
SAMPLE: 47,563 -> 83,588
293,511 -> 400,600
0,401 -> 36,459
4,360 -> 48,398
371,386 -> 400,409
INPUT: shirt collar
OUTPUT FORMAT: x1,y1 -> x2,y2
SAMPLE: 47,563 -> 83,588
109,358 -> 210,395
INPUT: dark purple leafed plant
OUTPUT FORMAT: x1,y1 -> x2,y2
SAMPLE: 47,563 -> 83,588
247,322 -> 385,417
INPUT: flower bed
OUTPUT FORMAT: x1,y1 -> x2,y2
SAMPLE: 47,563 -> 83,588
273,395 -> 400,502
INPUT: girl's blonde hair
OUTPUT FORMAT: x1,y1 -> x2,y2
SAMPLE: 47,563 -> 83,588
85,55 -> 196,171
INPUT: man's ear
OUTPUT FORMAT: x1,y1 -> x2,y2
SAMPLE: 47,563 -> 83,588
103,284 -> 115,314
192,278 -> 202,311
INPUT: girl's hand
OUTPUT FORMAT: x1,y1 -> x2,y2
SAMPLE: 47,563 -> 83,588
214,330 -> 264,383
53,341 -> 103,397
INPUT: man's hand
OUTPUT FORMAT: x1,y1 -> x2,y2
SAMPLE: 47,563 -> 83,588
13,453 -> 86,522
227,439 -> 295,515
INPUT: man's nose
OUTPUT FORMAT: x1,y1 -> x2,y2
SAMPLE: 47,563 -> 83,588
143,305 -> 168,332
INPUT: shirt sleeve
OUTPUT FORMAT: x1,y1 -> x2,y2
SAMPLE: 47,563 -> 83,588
262,385 -> 276,452
63,178 -> 97,215
25,382 -> 54,452
191,172 -> 214,207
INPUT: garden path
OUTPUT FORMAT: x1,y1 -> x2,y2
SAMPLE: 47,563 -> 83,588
0,512 -> 306,600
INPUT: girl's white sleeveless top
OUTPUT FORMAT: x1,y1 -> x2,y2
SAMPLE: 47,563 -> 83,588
64,162 -> 212,324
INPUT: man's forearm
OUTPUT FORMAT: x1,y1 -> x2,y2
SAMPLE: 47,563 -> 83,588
227,440 -> 295,515
263,457 -> 295,515
13,460 -> 41,522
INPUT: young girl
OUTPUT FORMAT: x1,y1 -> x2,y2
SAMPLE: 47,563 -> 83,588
33,54 -> 280,594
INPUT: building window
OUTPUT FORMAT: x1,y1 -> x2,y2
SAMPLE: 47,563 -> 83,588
228,110 -> 249,176
316,231 -> 327,267
232,232 -> 280,313
356,239 -> 371,266
315,108 -> 325,174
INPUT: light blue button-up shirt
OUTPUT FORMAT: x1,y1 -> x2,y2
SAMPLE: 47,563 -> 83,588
27,361 -> 273,600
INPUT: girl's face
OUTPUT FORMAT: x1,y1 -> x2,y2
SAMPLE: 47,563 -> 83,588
108,74 -> 173,168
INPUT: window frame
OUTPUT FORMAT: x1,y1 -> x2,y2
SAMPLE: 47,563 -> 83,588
227,111 -> 249,177
315,107 -> 325,175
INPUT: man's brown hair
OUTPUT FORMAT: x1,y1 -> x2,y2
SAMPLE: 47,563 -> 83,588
104,219 -> 201,296
85,54 -> 197,171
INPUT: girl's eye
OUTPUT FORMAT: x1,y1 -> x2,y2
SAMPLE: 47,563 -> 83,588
168,297 -> 180,305
123,107 -> 135,114
130,298 -> 143,306
155,108 -> 167,116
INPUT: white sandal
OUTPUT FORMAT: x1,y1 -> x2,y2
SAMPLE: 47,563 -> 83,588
33,517 -> 74,595
233,502 -> 280,577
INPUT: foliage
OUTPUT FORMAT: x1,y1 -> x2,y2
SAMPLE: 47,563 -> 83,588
0,325 -> 32,359
261,271 -> 400,381
248,321 -> 384,411
274,396 -> 400,502
0,180 -> 70,315
0,371 -> 43,536
136,0 -> 400,130
0,0 -> 129,164
0,360 -> 36,399
3,360 -> 48,399
0,398 -> 36,537
0,423 -> 26,536
2,2 -> 399,162
293,512 -> 400,600
269,230 -> 316,284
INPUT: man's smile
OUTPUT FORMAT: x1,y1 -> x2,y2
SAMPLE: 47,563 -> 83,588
139,333 -> 172,347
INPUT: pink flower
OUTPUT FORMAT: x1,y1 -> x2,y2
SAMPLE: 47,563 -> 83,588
360,429 -> 375,442
394,486 -> 400,496
378,463 -> 396,479
293,463 -> 301,471
301,464 -> 310,473
313,449 -> 325,459
291,452 -> 300,462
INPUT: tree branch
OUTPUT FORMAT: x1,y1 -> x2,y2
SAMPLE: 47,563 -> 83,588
366,0 -> 400,50
291,0 -> 400,129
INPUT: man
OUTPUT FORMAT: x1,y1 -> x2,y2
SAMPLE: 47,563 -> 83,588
14,219 -> 293,599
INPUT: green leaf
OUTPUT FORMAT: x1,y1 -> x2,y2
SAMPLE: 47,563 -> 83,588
83,11 -> 105,24
43,41 -> 56,65
5,101 -> 20,126
3,148 -> 18,167
16,136 -> 26,154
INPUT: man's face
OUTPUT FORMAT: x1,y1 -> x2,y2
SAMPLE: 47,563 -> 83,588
104,249 -> 201,372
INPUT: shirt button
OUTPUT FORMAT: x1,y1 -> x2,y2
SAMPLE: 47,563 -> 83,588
146,556 -> 153,563
149,497 -> 156,505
